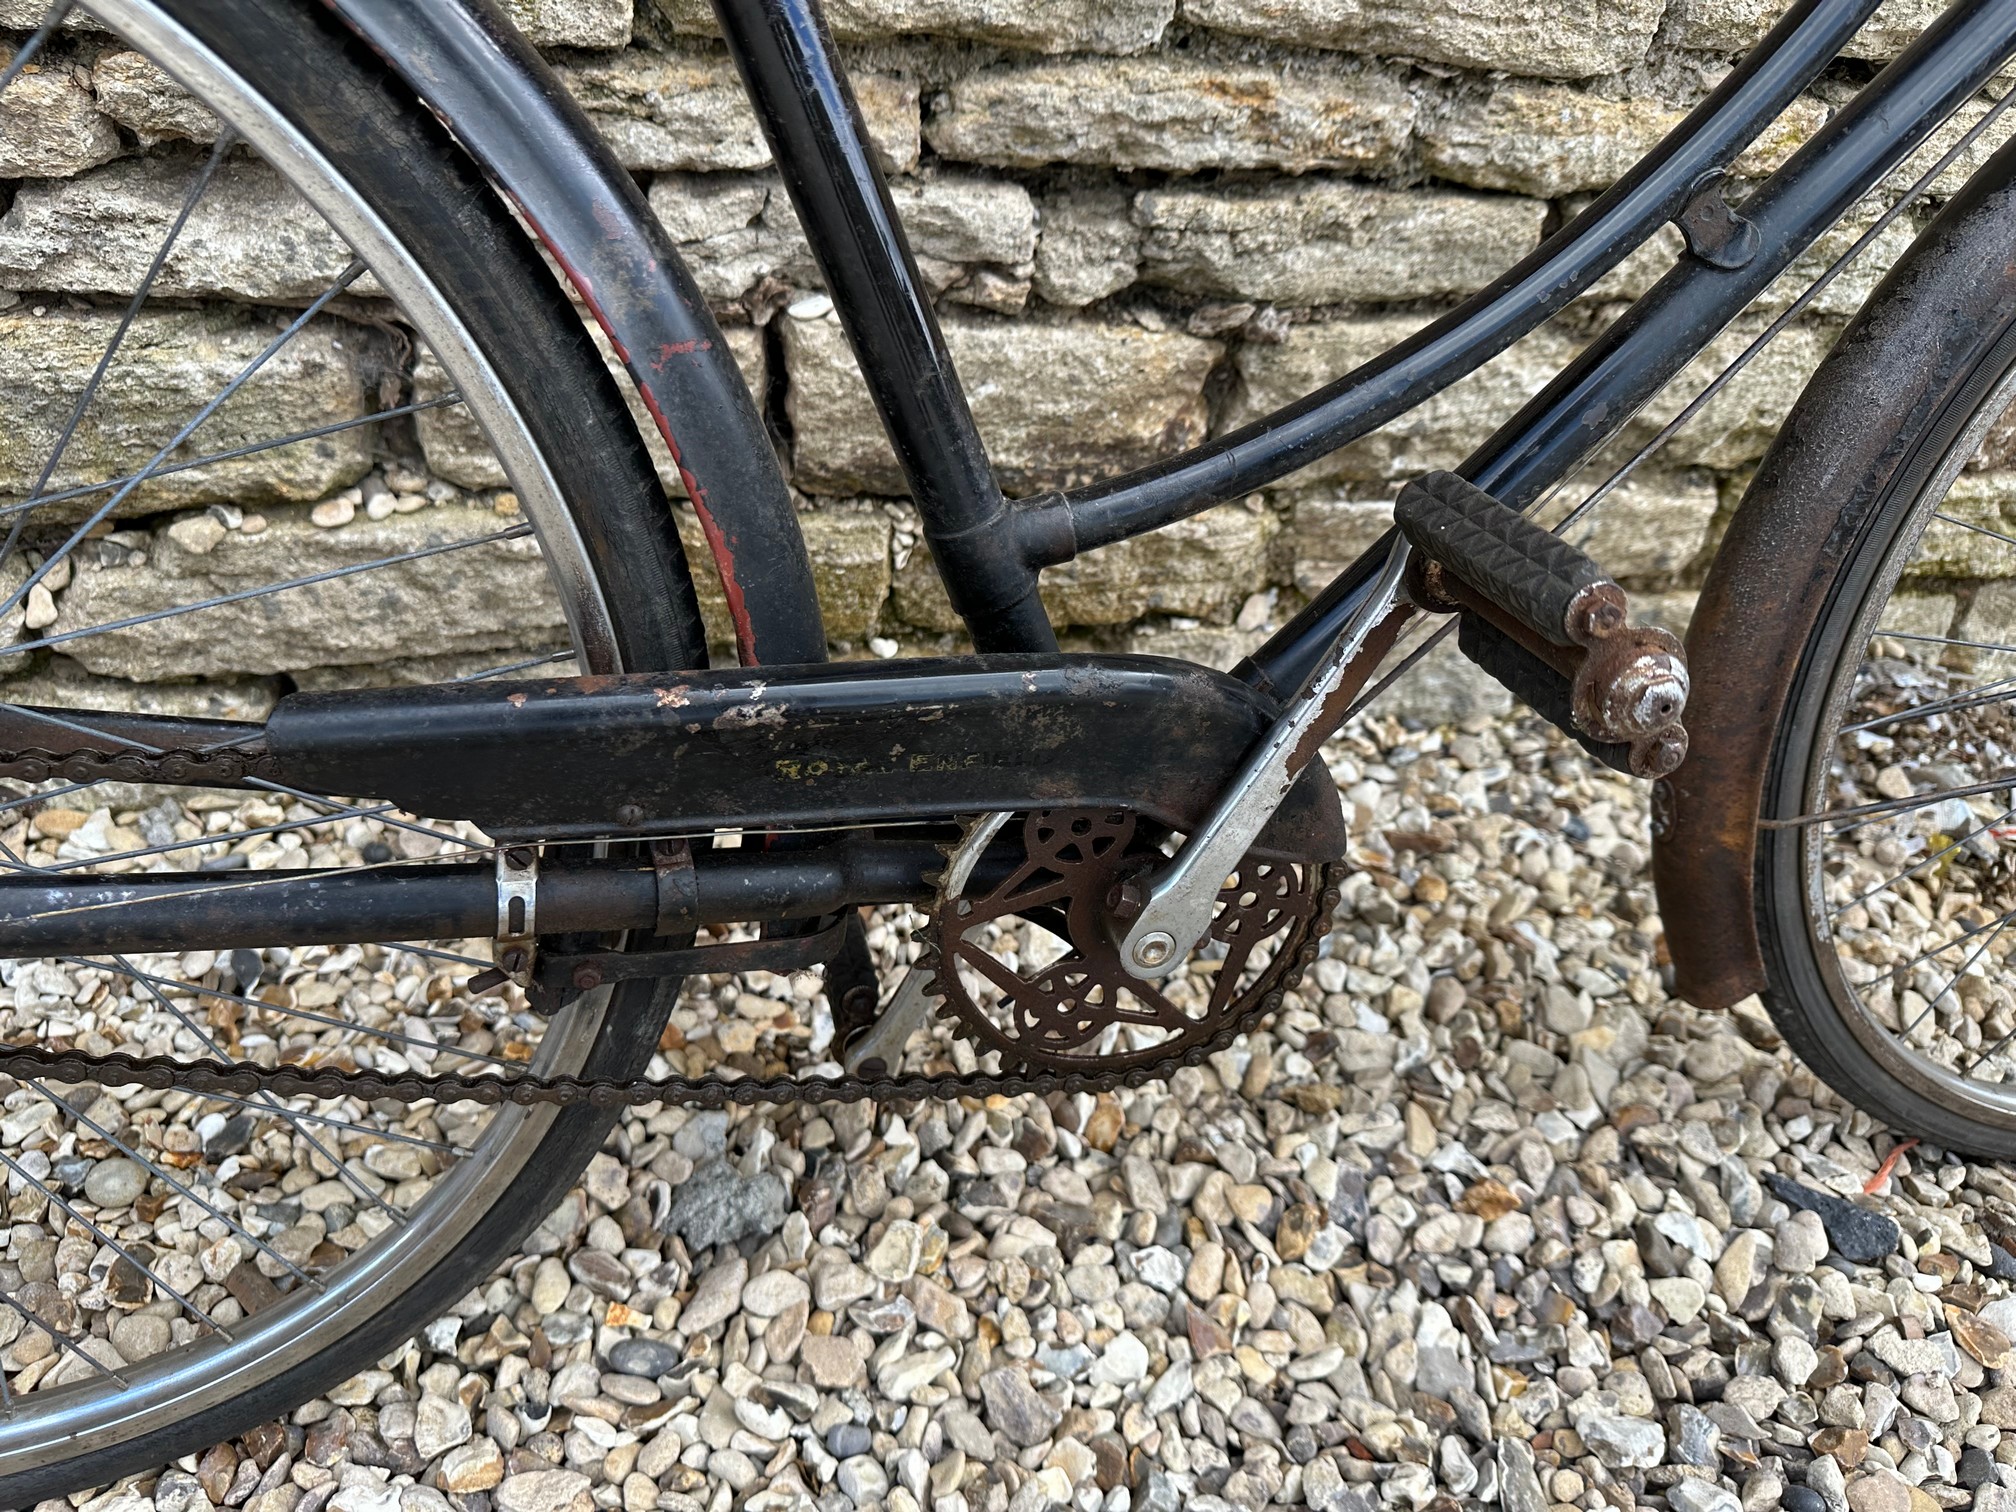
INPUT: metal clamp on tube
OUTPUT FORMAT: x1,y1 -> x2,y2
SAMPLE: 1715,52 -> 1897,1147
494,846 -> 538,988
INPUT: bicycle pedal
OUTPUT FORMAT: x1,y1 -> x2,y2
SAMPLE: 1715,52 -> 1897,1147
1395,471 -> 1690,777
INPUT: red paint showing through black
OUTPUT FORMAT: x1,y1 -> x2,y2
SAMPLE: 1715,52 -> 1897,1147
325,0 -> 825,667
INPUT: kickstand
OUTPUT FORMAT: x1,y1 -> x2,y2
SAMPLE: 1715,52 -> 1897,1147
824,909 -> 880,1050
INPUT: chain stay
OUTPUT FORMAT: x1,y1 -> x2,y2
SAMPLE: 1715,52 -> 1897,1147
0,873 -> 1336,1111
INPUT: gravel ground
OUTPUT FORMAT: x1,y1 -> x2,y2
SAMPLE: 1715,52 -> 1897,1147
14,706 -> 2015,1512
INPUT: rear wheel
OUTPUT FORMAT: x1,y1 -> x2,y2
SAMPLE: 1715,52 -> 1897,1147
0,0 -> 718,1497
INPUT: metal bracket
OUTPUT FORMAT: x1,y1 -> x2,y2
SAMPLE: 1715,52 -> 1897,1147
531,911 -> 847,1011
652,838 -> 699,937
495,845 -> 539,988
1674,171 -> 1760,270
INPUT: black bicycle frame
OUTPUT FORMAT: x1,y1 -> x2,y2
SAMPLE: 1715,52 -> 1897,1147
335,0 -> 2016,693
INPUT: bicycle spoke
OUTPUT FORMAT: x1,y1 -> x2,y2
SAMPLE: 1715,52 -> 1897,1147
1872,904 -> 2016,977
70,955 -> 521,1075
0,1147 -> 231,1338
0,6 -> 75,101
11,522 -> 533,659
0,395 -> 463,524
0,260 -> 367,625
0,130 -> 239,577
1543,80 -> 2016,537
454,649 -> 574,682
1897,911 -> 2013,1040
1843,672 -> 2016,733
21,1079 -> 322,1292
116,963 -> 408,1226
1880,630 -> 2016,657
1766,768 -> 2016,829
1827,800 -> 2016,917
0,1288 -> 126,1391
1931,511 -> 2016,552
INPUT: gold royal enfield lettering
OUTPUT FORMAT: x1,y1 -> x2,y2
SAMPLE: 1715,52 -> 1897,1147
774,750 -> 1011,781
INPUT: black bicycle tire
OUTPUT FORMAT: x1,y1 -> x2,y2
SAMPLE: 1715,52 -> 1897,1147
1756,268 -> 2016,1158
0,0 -> 718,1497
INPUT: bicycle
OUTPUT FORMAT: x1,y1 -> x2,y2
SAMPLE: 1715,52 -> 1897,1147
0,0 -> 2010,1493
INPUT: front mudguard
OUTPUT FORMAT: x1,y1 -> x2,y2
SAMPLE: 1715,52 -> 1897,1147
1653,132 -> 2016,1009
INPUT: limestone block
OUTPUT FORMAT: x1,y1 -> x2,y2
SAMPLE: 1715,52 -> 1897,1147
1900,97 -> 2016,199
558,47 -> 918,173
54,500 -> 563,680
1289,495 -> 1394,596
783,308 -> 1220,495
1422,85 -> 1819,198
893,501 -> 1272,630
91,52 -> 218,144
1909,473 -> 2016,580
413,325 -> 768,495
0,655 -> 280,722
1229,315 -> 1579,486
1664,0 -> 1946,61
888,175 -> 1038,268
0,56 -> 119,178
1422,85 -> 1684,198
1379,633 -> 1512,725
927,55 -> 1415,175
0,4 -> 95,24
1034,187 -> 1140,308
648,171 -> 1034,305
647,174 -> 815,304
1882,590 -> 1957,640
1135,179 -> 1545,306
502,0 -> 634,47
1758,202 -> 1917,319
1543,473 -> 1722,582
1957,583 -> 2016,680
679,500 -> 892,646
1623,318 -> 1837,470
0,307 -> 373,515
1123,620 -> 1264,672
1180,0 -> 1663,80
646,0 -> 1174,53
0,158 -> 353,302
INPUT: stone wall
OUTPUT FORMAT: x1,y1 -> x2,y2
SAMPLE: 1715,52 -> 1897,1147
0,0 -> 2005,716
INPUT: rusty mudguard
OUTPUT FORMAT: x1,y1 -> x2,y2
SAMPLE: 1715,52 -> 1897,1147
1654,139 -> 2016,1009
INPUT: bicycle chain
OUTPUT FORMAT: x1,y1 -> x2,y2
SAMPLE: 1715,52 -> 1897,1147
0,869 -> 1340,1111
0,745 -> 279,785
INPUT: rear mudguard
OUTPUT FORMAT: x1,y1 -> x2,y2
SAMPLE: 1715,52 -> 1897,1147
322,0 -> 825,666
1653,132 -> 2016,1008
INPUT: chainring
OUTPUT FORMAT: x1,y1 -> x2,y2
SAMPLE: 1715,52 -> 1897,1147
924,807 -> 1329,1074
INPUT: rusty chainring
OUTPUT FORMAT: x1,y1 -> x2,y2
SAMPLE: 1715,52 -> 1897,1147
925,807 -> 1329,1075
0,748 -> 1340,1109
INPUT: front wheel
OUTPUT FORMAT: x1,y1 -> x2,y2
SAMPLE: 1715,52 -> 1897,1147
1754,204 -> 2016,1158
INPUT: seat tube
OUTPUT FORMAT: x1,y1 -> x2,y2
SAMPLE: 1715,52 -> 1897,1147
712,0 -> 1056,653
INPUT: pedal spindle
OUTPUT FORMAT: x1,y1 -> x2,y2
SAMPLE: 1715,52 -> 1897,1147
1396,471 -> 1690,779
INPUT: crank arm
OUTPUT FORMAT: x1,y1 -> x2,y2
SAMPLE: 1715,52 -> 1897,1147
1113,545 -> 1411,978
